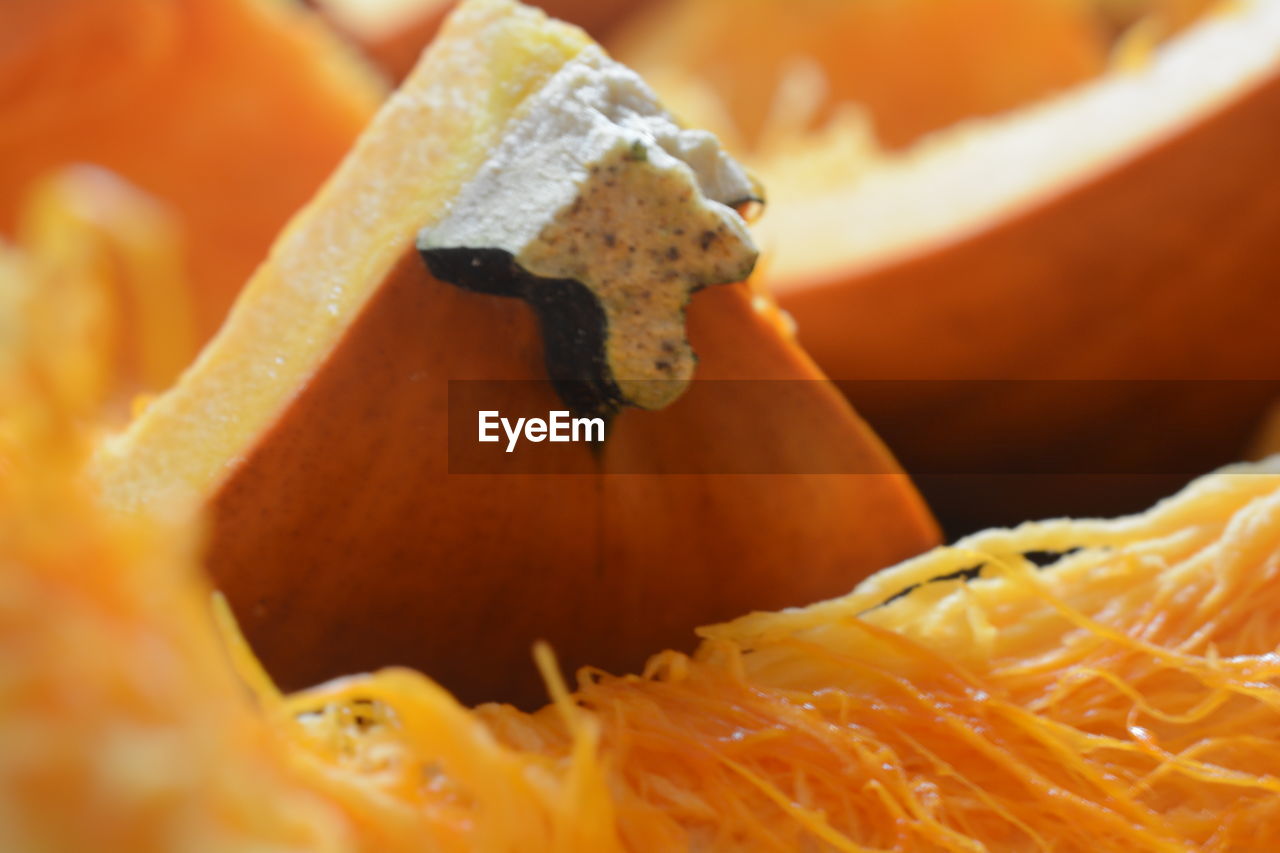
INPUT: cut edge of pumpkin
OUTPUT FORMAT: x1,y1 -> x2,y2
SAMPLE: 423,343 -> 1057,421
755,0 -> 1279,291
92,0 -> 595,509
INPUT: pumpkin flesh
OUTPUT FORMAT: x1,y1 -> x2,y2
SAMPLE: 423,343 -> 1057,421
762,0 -> 1280,530
0,0 -> 382,370
94,0 -> 937,705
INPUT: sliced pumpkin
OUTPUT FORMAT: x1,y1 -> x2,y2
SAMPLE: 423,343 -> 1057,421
610,0 -> 1110,153
753,0 -> 1280,530
94,0 -> 936,705
0,0 -> 383,370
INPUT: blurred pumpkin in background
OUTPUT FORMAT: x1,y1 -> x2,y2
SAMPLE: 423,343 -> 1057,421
611,0 -> 1280,533
610,0 -> 1109,152
1093,0 -> 1222,36
745,0 -> 1280,532
0,0 -> 382,392
10,168 -> 193,418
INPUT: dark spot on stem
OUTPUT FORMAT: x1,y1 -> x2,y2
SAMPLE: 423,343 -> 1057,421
421,246 -> 625,420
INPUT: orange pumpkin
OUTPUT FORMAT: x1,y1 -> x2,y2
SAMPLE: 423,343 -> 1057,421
596,0 -> 1265,532
0,0 -> 382,376
610,0 -> 1108,152
758,0 -> 1280,530
94,0 -> 937,705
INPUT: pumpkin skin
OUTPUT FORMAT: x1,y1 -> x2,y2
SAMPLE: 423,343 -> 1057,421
771,13 -> 1280,533
0,0 -> 381,367
95,0 -> 937,706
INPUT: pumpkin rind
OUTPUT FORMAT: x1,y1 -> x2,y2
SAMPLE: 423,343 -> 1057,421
94,0 -> 937,705
770,0 -> 1280,530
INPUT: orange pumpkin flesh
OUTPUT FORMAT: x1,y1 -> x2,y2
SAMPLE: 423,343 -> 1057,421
610,0 -> 1109,153
757,0 -> 1280,531
0,0 -> 382,369
12,167 -> 197,416
95,0 -> 937,706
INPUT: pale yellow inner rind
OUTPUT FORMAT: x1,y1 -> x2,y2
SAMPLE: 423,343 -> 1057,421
92,0 -> 593,510
754,0 -> 1280,287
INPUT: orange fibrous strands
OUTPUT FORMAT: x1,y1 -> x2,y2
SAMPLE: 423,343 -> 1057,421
276,466 -> 1280,851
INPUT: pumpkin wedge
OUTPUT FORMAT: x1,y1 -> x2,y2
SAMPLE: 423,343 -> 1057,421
95,0 -> 936,705
610,0 -> 1109,153
0,0 -> 382,372
759,0 -> 1280,530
